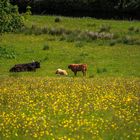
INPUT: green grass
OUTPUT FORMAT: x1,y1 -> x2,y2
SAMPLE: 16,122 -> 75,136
0,15 -> 140,78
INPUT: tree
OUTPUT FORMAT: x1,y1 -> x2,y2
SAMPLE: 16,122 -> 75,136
115,0 -> 140,11
0,0 -> 24,33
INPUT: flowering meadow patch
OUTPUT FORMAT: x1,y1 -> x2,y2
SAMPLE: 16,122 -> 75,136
0,77 -> 139,140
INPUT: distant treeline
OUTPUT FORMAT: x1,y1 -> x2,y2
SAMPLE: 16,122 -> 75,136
10,0 -> 140,19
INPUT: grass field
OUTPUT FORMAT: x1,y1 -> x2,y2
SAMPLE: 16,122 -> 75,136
0,15 -> 140,140
0,15 -> 140,77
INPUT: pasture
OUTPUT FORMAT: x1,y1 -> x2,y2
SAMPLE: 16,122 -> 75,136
0,15 -> 140,139
0,16 -> 140,77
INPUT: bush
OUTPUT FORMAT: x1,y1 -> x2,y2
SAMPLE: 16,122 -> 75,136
109,40 -> 116,46
128,26 -> 134,32
128,26 -> 140,33
54,17 -> 62,23
43,43 -> 50,50
0,0 -> 24,33
134,27 -> 140,33
22,5 -> 32,20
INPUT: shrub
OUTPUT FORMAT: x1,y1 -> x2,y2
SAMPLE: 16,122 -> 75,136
0,0 -> 24,33
128,26 -> 140,33
22,5 -> 32,20
128,26 -> 134,32
54,17 -> 62,23
109,40 -> 116,46
134,27 -> 140,33
26,6 -> 32,15
43,43 -> 50,50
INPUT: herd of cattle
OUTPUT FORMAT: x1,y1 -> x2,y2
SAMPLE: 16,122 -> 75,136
9,61 -> 87,76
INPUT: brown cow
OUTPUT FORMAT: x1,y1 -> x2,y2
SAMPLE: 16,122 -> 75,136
68,64 -> 87,76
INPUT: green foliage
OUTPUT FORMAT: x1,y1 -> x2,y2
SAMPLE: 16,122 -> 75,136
0,0 -> 24,33
26,5 -> 31,15
115,0 -> 140,11
22,5 -> 32,20
54,17 -> 62,23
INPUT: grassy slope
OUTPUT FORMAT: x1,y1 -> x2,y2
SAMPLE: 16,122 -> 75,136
0,15 -> 140,77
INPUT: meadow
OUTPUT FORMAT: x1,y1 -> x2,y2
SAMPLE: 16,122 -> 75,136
0,77 -> 139,140
0,15 -> 140,140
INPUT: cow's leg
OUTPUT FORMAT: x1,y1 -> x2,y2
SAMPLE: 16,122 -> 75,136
74,71 -> 77,76
82,70 -> 86,76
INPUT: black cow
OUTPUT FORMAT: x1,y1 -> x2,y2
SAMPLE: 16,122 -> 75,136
9,61 -> 40,72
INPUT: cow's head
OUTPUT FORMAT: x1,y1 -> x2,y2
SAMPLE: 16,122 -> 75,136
55,70 -> 58,74
34,61 -> 40,68
68,65 -> 71,69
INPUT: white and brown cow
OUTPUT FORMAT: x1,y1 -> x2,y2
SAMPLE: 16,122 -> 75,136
55,69 -> 68,76
68,64 -> 87,76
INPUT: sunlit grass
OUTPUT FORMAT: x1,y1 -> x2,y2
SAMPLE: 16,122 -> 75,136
0,77 -> 139,140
